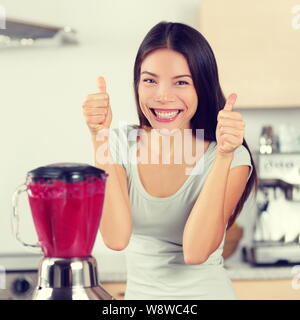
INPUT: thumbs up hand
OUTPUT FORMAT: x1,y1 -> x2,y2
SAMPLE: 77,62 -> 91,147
216,93 -> 245,157
82,76 -> 113,137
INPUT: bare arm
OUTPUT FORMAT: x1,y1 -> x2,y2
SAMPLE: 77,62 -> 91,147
183,92 -> 249,264
92,133 -> 132,251
83,76 -> 132,251
182,153 -> 249,264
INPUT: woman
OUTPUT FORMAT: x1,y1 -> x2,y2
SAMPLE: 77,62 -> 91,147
82,21 -> 258,300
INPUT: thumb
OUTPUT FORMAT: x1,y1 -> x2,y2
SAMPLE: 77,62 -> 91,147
223,93 -> 237,111
97,76 -> 106,93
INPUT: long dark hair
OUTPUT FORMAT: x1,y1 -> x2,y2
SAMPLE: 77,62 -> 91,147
132,21 -> 258,230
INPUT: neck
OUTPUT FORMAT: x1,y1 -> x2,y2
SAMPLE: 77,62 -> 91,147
141,126 -> 205,163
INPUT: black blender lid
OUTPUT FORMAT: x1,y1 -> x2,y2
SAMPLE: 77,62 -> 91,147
27,162 -> 107,183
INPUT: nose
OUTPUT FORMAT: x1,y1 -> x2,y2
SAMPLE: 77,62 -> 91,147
154,85 -> 175,103
154,94 -> 175,103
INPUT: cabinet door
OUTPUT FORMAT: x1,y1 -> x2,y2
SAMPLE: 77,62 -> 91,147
232,279 -> 300,300
198,0 -> 300,108
101,282 -> 126,300
103,280 -> 300,300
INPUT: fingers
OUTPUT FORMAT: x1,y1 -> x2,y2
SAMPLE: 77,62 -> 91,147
217,118 -> 245,130
217,93 -> 244,154
86,114 -> 106,124
83,107 -> 108,116
83,99 -> 109,108
217,109 -> 242,120
220,133 -> 243,149
219,126 -> 244,138
84,92 -> 109,101
97,76 -> 106,93
223,93 -> 237,112
218,92 -> 244,130
82,77 -> 109,110
82,76 -> 112,135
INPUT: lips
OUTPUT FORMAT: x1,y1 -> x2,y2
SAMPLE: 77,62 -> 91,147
149,107 -> 183,122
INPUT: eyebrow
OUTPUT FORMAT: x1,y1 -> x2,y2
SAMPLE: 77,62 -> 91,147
141,71 -> 192,79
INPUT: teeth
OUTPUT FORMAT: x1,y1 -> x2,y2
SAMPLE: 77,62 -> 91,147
153,110 -> 180,118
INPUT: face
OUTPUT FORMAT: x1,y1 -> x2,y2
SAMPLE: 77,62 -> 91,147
138,48 -> 198,134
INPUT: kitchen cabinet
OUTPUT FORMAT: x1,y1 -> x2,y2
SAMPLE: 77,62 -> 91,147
197,0 -> 300,108
232,279 -> 300,300
101,280 -> 300,300
102,282 -> 127,300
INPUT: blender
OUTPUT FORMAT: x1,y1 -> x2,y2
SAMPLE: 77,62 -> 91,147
11,162 -> 115,300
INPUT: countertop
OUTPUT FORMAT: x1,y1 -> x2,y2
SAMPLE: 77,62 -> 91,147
0,247 -> 296,283
97,246 -> 297,282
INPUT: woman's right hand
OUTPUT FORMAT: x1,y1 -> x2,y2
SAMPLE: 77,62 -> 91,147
82,76 -> 112,136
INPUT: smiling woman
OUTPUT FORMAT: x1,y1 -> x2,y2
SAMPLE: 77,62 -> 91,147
132,21 -> 258,228
94,21 -> 259,300
138,49 -> 198,128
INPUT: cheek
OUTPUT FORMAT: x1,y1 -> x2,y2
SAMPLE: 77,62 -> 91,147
191,98 -> 198,113
138,90 -> 149,115
190,90 -> 198,108
138,86 -> 150,103
190,89 -> 198,104
139,86 -> 155,99
138,86 -> 147,108
183,92 -> 198,113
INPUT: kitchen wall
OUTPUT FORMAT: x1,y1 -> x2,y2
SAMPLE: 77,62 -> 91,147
1,0 -> 299,258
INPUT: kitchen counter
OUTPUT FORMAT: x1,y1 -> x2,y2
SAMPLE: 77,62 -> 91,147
97,247 -> 297,283
1,249 -> 295,283
223,247 -> 296,280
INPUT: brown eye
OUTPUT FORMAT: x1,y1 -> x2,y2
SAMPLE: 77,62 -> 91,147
177,80 -> 189,85
143,78 -> 155,83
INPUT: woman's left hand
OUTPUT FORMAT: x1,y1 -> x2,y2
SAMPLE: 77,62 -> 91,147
216,93 -> 245,157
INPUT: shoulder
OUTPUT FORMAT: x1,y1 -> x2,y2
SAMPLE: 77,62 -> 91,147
109,123 -> 133,134
210,142 -> 253,179
108,124 -> 139,171
108,123 -> 139,160
109,123 -> 139,141
230,144 -> 253,181
231,144 -> 251,164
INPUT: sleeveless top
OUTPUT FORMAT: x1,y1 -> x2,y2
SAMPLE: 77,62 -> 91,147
108,123 -> 253,300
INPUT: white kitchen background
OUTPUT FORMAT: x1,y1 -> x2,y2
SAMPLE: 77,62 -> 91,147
1,0 -> 300,268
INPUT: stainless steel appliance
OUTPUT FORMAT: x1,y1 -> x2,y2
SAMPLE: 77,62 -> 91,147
243,153 -> 300,265
259,125 -> 279,154
11,162 -> 115,300
0,254 -> 40,300
0,18 -> 78,49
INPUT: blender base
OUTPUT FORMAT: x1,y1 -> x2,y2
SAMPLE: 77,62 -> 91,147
33,286 -> 115,300
32,256 -> 115,300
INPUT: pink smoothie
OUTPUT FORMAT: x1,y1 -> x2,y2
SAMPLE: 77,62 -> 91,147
27,175 -> 107,258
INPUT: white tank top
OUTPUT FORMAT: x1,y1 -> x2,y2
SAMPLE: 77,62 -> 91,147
108,123 -> 253,300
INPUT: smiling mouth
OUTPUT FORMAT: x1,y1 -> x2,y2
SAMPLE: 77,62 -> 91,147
149,108 -> 183,119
